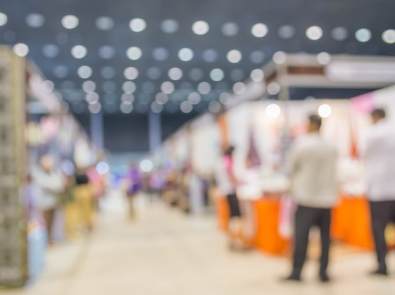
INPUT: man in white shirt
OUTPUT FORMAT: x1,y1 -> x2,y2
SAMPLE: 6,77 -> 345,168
362,108 -> 395,276
283,115 -> 338,282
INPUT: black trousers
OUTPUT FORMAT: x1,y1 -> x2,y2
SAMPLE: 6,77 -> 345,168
292,205 -> 331,277
369,200 -> 395,271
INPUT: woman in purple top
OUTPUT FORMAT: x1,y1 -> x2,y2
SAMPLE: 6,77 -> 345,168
126,163 -> 142,219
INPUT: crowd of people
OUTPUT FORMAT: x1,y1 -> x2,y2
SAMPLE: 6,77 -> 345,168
216,108 -> 395,282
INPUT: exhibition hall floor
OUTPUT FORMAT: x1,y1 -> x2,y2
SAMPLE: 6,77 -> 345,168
4,192 -> 395,295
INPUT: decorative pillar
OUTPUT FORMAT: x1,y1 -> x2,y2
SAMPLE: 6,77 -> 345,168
148,111 -> 162,152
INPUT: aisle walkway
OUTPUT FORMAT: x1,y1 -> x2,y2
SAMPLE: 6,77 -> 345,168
5,192 -> 395,295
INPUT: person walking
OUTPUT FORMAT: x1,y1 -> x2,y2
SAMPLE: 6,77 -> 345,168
283,114 -> 338,282
362,108 -> 395,276
33,155 -> 64,245
215,146 -> 244,250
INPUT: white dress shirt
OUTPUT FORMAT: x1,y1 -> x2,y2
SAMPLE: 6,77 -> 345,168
362,119 -> 395,201
33,168 -> 64,210
288,132 -> 338,208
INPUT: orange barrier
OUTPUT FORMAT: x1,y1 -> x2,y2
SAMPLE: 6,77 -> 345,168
216,195 -> 289,255
332,196 -> 374,250
216,196 -> 229,231
251,198 -> 290,255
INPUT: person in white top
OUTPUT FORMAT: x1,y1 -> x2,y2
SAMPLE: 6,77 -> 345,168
215,146 -> 244,250
362,108 -> 395,276
283,114 -> 338,282
33,155 -> 64,244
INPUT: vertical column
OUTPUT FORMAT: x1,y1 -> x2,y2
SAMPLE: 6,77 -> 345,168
90,112 -> 104,150
148,111 -> 162,152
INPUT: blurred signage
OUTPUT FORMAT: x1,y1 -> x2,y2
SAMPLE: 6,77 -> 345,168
326,61 -> 395,83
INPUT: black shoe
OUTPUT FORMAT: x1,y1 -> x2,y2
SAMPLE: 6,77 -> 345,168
369,269 -> 388,276
281,275 -> 302,282
319,273 -> 330,283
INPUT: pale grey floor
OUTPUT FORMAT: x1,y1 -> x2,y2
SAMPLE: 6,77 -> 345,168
4,192 -> 395,295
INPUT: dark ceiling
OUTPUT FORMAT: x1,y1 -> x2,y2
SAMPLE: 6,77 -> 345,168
1,0 -> 395,115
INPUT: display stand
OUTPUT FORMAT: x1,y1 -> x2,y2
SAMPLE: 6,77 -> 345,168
0,47 -> 28,286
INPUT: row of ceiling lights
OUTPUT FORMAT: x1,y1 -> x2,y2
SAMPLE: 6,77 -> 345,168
73,65 -> 265,82
1,12 -> 394,44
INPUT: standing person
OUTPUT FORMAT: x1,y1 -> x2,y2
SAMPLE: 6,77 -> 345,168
215,146 -> 243,250
73,168 -> 94,233
33,155 -> 64,245
126,163 -> 142,219
362,108 -> 395,276
283,114 -> 338,282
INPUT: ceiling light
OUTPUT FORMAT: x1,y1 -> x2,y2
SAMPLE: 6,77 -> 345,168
251,23 -> 268,38
161,81 -> 174,94
233,82 -> 246,95
152,47 -> 168,61
147,67 -> 161,80
62,15 -> 79,29
222,22 -> 239,36
268,82 -> 280,95
123,81 -> 136,93
98,46 -> 115,59
250,69 -> 264,82
306,26 -> 323,40
161,19 -> 179,33
96,17 -> 114,31
318,104 -> 332,118
250,50 -> 265,64
26,13 -> 45,28
155,93 -> 168,105
266,104 -> 281,118
96,162 -> 109,175
202,49 -> 218,62
189,68 -> 204,81
151,101 -> 164,113
273,51 -> 286,64
124,67 -> 139,80
13,43 -> 29,57
89,102 -> 102,114
209,101 -> 221,113
129,18 -> 146,32
188,92 -> 201,104
227,50 -> 242,63
0,13 -> 7,26
86,92 -> 99,104
178,48 -> 194,61
331,27 -> 348,41
42,44 -> 59,58
317,52 -> 331,65
127,47 -> 142,60
82,81 -> 96,93
278,25 -> 295,39
180,101 -> 193,113
71,45 -> 87,59
355,28 -> 371,42
192,21 -> 209,35
121,93 -> 134,103
120,103 -> 133,114
77,66 -> 92,79
168,67 -> 183,80
198,82 -> 211,94
210,69 -> 224,81
100,66 -> 116,79
382,29 -> 395,44
54,65 -> 69,78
